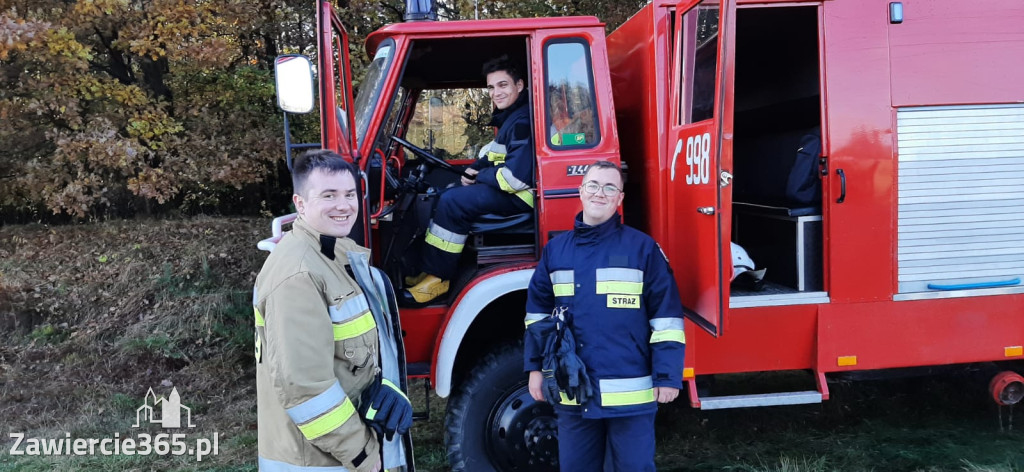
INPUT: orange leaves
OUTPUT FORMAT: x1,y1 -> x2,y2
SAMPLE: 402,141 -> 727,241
127,167 -> 179,203
0,11 -> 49,61
2,0 -> 295,220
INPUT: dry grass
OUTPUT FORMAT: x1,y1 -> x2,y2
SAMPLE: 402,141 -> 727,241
1,217 -> 267,471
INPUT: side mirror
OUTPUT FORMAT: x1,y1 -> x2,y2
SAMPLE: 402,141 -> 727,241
274,55 -> 315,114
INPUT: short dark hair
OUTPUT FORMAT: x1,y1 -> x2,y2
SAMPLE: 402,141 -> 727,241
482,54 -> 524,84
292,150 -> 359,195
584,160 -> 624,187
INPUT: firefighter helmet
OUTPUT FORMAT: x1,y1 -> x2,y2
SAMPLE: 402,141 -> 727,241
731,242 -> 755,281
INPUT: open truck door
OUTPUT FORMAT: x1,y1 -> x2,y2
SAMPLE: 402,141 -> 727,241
665,0 -> 736,336
319,0 -> 359,161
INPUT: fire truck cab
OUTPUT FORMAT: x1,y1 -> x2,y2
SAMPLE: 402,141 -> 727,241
269,0 -> 1024,470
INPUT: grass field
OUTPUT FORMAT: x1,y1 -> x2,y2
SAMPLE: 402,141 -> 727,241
2,217 -> 1022,471
408,372 -> 1024,472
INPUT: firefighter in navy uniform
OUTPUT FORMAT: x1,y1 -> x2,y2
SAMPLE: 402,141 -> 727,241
524,160 -> 686,472
254,151 -> 411,472
400,55 -> 535,306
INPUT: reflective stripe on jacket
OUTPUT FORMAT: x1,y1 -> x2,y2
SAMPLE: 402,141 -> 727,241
254,217 -> 380,471
524,212 -> 686,419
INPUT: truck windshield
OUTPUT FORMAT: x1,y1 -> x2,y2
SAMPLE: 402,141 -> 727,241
354,41 -> 395,148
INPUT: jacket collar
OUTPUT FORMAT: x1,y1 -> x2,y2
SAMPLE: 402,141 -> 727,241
293,217 -> 366,260
573,212 -> 622,245
487,92 -> 529,128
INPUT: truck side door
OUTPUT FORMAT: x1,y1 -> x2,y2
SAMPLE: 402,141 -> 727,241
666,0 -> 736,336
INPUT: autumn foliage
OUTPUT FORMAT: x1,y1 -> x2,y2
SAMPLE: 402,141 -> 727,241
0,0 -> 643,221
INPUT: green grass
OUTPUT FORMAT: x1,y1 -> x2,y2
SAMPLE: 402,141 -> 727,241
402,372 -> 1024,472
650,373 -> 1024,472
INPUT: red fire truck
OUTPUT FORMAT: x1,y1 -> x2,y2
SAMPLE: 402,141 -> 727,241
265,0 -> 1024,470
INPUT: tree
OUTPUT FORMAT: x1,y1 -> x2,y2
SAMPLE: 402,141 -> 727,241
0,0 -> 314,219
0,0 -> 648,221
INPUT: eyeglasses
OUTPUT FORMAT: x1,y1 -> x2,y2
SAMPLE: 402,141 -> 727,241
580,181 -> 622,197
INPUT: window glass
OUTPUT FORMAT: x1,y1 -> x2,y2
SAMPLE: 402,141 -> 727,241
544,39 -> 600,148
687,4 -> 720,123
405,89 -> 493,160
354,42 -> 395,147
331,29 -> 351,144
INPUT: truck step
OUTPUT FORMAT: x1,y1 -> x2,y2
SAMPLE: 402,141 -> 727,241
698,390 -> 822,410
476,244 -> 534,265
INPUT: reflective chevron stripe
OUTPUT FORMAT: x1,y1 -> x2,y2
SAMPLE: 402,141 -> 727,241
596,268 -> 644,295
649,318 -> 685,344
525,312 -> 547,327
425,222 -> 467,254
286,383 -> 358,440
599,376 -> 655,407
550,270 -> 575,297
332,312 -> 376,340
328,296 -> 370,322
496,168 -> 535,208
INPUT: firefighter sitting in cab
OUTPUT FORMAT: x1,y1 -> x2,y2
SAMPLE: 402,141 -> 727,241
524,161 -> 686,471
400,54 -> 535,306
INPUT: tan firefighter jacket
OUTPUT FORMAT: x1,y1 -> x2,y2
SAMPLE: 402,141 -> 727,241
254,217 -> 381,472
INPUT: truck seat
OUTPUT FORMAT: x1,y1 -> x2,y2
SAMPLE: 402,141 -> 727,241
470,211 -> 534,234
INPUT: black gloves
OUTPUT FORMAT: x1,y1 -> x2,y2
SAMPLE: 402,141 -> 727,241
538,307 -> 593,405
554,326 -> 592,404
360,379 -> 413,441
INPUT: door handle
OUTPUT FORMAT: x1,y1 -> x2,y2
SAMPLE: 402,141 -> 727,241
836,169 -> 846,204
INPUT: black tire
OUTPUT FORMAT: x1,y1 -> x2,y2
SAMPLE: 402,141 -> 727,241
445,343 -> 559,472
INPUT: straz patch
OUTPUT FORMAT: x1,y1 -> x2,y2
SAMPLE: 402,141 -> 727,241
607,294 -> 640,309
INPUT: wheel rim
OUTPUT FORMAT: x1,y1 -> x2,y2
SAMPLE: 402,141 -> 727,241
486,382 -> 559,471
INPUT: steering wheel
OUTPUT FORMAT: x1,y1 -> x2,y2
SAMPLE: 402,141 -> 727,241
390,135 -> 472,179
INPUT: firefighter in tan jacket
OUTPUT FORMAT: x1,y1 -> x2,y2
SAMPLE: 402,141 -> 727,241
254,151 -> 408,472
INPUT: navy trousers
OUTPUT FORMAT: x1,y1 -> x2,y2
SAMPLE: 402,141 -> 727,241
421,183 -> 531,279
556,409 -> 657,472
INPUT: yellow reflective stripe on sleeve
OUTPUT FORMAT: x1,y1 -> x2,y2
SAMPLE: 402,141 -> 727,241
425,231 -> 465,254
487,151 -> 507,163
558,392 -> 579,406
495,168 -> 535,208
599,376 -> 655,407
333,312 -> 376,340
552,283 -> 575,297
650,329 -> 686,344
596,281 -> 643,295
297,397 -> 357,440
496,167 -> 529,192
514,189 -> 535,208
254,307 -> 265,327
600,388 -> 655,406
525,312 -> 547,327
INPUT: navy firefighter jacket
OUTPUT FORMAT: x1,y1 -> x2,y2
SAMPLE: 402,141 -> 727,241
524,212 -> 687,418
470,93 -> 535,207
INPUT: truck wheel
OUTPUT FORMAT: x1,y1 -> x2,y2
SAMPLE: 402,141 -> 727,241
445,343 -> 559,472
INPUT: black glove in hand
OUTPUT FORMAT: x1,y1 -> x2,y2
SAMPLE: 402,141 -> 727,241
541,369 -> 562,404
361,379 -> 413,441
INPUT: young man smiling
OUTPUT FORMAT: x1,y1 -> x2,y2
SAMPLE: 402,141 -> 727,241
253,151 -> 411,472
401,55 -> 535,306
524,160 -> 687,471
